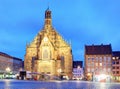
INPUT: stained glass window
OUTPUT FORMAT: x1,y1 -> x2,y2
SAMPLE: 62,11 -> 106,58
43,49 -> 48,59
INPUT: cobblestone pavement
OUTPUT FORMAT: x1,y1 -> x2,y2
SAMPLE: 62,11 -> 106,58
0,80 -> 120,89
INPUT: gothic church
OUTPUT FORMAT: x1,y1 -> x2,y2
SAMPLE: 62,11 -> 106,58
24,8 -> 73,79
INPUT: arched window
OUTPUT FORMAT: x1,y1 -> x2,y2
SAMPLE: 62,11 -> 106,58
43,49 -> 48,59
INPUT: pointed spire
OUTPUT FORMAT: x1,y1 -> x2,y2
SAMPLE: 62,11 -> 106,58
47,2 -> 49,11
47,6 -> 49,11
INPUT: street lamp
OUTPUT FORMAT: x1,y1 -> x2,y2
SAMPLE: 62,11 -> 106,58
5,67 -> 11,79
6,67 -> 11,73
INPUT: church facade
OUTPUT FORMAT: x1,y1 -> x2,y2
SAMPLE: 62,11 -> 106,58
24,8 -> 73,79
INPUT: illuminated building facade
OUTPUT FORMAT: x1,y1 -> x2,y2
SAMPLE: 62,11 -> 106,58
24,8 -> 73,79
0,52 -> 22,78
112,51 -> 120,82
72,61 -> 84,80
84,44 -> 112,81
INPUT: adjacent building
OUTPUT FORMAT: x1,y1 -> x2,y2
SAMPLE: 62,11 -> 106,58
84,44 -> 112,81
72,61 -> 84,80
24,8 -> 73,79
13,57 -> 23,73
112,51 -> 120,82
0,52 -> 23,78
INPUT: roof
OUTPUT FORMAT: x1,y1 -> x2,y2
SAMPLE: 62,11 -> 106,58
73,61 -> 83,68
13,57 -> 22,61
0,52 -> 12,58
0,52 -> 22,61
85,44 -> 112,55
112,51 -> 120,57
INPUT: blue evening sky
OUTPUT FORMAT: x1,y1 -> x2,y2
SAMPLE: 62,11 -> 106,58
0,0 -> 120,62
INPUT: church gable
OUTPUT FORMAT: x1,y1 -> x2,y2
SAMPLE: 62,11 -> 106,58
38,28 -> 70,49
40,35 -> 54,48
38,35 -> 54,60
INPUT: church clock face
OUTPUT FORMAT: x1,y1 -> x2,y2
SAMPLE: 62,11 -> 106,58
43,37 -> 48,42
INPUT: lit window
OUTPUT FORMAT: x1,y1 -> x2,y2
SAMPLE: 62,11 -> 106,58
116,57 -> 119,59
112,57 -> 115,60
100,63 -> 102,66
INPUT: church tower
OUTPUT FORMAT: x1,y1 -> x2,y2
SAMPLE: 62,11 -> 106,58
45,7 -> 52,26
24,8 -> 73,79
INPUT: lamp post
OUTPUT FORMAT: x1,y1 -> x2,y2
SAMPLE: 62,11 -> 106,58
5,67 -> 11,78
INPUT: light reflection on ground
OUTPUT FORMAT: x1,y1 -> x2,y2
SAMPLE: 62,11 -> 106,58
0,79 -> 119,89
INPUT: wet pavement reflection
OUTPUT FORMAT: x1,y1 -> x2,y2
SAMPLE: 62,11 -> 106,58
0,80 -> 120,89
